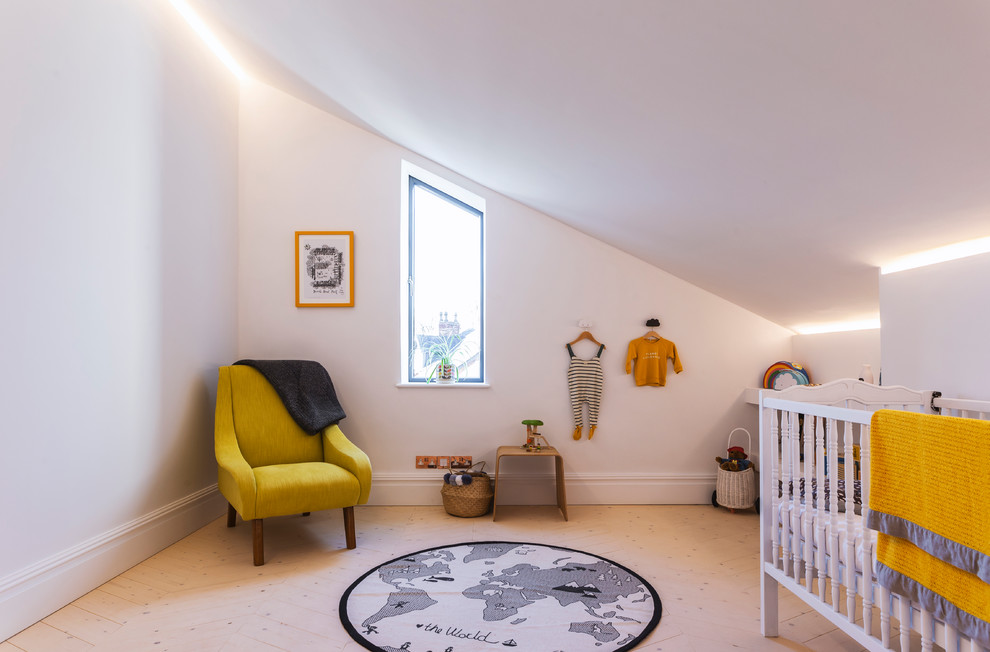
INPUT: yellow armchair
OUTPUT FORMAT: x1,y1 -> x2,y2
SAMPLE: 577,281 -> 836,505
215,365 -> 372,565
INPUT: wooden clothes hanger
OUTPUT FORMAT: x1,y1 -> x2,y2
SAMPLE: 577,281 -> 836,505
643,318 -> 661,341
567,330 -> 605,349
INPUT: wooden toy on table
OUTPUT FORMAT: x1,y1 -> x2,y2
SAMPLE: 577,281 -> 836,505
522,419 -> 548,451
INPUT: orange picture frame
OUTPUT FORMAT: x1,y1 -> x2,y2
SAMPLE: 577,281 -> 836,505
295,231 -> 354,307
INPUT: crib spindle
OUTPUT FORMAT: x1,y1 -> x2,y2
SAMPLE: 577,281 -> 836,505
790,412 -> 803,580
878,585 -> 891,649
803,412 -> 815,590
921,608 -> 935,652
769,406 -> 781,569
793,410 -> 806,582
844,419 -> 856,621
899,596 -> 911,652
781,411 -> 794,576
861,421 -> 875,639
945,623 -> 959,652
863,547 -> 876,635
827,416 -> 841,612
815,416 -> 827,602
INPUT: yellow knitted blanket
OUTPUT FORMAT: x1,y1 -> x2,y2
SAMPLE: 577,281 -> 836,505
866,409 -> 990,645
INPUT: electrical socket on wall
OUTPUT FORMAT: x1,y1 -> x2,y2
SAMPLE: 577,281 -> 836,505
416,455 -> 472,469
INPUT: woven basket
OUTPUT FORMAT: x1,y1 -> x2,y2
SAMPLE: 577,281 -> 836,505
716,466 -> 756,509
715,428 -> 757,510
441,464 -> 493,518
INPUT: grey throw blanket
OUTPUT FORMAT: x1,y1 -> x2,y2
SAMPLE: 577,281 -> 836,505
233,359 -> 346,435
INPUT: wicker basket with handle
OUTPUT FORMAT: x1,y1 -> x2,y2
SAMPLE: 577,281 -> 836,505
441,462 -> 493,517
715,428 -> 757,511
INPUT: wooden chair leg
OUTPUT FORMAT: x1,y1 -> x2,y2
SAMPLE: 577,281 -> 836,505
252,519 -> 264,566
227,503 -> 237,528
343,506 -> 356,549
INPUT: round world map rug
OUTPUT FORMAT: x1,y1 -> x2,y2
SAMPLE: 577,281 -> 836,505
339,541 -> 661,652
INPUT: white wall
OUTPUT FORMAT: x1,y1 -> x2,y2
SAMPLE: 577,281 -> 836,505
880,253 -> 990,399
0,0 -> 238,638
238,80 -> 793,506
792,329 -> 881,385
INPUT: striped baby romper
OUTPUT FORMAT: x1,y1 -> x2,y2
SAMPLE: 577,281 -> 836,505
567,343 -> 605,439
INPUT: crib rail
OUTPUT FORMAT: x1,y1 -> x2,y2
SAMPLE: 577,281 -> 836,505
934,395 -> 990,420
759,382 -> 990,652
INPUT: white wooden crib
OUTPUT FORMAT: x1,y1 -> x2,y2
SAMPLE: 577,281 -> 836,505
759,379 -> 990,652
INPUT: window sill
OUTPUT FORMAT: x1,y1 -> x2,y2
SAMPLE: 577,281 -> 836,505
396,382 -> 490,388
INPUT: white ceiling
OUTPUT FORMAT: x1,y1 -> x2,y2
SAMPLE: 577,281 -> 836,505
189,0 -> 990,330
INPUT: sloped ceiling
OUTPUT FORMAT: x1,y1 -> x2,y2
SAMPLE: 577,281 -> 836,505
188,0 -> 990,330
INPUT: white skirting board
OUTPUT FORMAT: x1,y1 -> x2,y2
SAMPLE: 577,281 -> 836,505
0,485 -> 227,642
368,471 -> 719,506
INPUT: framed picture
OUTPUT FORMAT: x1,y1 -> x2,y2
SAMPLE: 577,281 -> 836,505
295,231 -> 354,307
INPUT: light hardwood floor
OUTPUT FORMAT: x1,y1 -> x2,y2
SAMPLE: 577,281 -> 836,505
2,504 -> 865,651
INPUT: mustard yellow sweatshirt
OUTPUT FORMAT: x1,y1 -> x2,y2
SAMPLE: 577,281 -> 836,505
625,336 -> 683,387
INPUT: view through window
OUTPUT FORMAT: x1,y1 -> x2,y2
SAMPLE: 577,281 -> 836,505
406,176 -> 484,383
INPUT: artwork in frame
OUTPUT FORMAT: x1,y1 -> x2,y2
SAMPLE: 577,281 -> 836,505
295,231 -> 354,307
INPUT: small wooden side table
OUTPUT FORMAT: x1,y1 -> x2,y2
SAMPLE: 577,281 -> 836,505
492,445 -> 568,521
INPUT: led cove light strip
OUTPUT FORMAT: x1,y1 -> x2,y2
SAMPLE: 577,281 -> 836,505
794,318 -> 881,336
881,236 -> 990,275
169,0 -> 247,80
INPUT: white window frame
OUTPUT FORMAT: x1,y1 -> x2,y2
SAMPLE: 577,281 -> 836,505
399,161 -> 487,386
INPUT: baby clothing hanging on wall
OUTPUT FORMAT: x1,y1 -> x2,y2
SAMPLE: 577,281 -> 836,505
566,343 -> 605,440
625,334 -> 683,387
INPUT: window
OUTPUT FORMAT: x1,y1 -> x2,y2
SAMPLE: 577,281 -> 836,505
401,163 -> 485,383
